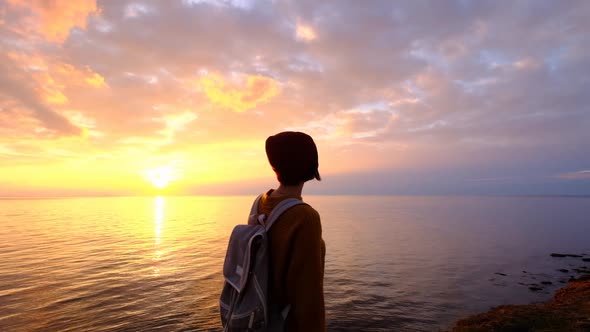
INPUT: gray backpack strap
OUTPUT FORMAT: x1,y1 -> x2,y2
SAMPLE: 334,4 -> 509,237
264,198 -> 305,231
250,194 -> 263,215
247,194 -> 264,225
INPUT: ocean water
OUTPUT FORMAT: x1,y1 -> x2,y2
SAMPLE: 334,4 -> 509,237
0,195 -> 589,332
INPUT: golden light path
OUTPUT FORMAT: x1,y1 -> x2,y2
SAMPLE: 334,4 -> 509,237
153,196 -> 164,276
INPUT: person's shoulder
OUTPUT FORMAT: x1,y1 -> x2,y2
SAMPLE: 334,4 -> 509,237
273,202 -> 322,238
288,203 -> 320,223
288,200 -> 318,214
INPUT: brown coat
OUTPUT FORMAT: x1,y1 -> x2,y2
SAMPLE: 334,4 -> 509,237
258,189 -> 326,331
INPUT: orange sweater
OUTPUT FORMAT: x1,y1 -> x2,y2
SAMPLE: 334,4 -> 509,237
258,189 -> 326,332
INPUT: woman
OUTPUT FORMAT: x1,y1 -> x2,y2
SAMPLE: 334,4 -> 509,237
259,131 -> 326,331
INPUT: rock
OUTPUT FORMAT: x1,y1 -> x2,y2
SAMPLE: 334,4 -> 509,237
582,258 -> 590,262
495,272 -> 507,276
448,278 -> 590,332
558,269 -> 569,273
541,281 -> 553,285
529,286 -> 543,291
577,318 -> 590,329
551,253 -> 583,258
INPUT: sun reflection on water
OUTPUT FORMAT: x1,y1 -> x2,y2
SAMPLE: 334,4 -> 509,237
153,196 -> 164,276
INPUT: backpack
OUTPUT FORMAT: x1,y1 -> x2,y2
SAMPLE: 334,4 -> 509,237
220,194 -> 305,331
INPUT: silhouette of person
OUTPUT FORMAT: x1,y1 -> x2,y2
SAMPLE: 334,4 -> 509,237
257,131 -> 326,331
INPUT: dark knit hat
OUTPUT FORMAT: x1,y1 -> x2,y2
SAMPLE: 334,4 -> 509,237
265,131 -> 321,185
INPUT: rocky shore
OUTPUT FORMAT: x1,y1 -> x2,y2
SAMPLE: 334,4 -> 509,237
448,253 -> 590,332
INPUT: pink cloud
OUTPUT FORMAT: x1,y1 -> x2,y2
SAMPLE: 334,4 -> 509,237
6,0 -> 98,42
558,170 -> 590,180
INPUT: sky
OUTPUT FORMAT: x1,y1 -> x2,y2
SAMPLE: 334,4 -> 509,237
0,0 -> 589,197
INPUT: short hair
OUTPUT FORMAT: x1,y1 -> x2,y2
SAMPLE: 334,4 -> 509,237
265,131 -> 321,186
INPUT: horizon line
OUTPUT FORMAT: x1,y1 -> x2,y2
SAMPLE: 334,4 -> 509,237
2,193 -> 590,200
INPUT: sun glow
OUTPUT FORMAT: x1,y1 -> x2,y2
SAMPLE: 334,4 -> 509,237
144,166 -> 176,189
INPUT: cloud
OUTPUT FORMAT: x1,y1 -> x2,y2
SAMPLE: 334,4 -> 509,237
0,54 -> 81,135
84,72 -> 106,88
0,49 -> 106,135
1,0 -> 590,194
295,23 -> 316,42
558,170 -> 590,180
289,107 -> 398,143
6,0 -> 98,42
198,73 -> 280,112
513,57 -> 541,70
156,109 -> 198,143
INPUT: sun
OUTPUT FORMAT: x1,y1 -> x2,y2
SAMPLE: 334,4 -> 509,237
144,166 -> 175,189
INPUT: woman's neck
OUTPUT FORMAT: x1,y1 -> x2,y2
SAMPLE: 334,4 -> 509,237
273,183 -> 304,197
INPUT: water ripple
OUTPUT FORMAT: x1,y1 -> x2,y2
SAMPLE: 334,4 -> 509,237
1,196 -> 589,331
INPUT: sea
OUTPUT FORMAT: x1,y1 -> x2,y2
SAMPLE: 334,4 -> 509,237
1,195 -> 589,331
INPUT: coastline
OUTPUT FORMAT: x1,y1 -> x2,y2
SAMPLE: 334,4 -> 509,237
447,274 -> 590,331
